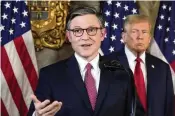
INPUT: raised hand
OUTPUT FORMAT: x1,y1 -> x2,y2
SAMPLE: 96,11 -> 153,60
31,94 -> 62,116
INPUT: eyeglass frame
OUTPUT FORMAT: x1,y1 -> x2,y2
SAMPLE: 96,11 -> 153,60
67,27 -> 103,37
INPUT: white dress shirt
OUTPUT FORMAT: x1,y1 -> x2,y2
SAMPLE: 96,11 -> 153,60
125,46 -> 147,91
75,52 -> 100,91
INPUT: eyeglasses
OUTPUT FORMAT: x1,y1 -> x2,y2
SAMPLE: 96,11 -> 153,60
67,27 -> 103,37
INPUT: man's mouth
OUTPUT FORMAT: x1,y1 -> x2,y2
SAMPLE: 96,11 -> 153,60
81,44 -> 92,47
137,43 -> 143,46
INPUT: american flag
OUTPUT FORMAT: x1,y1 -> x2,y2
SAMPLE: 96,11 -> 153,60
1,1 -> 38,116
100,0 -> 138,55
149,1 -> 175,113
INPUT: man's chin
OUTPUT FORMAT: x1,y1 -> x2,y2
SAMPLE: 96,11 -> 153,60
135,46 -> 145,51
136,49 -> 145,54
79,53 -> 92,58
79,52 -> 98,60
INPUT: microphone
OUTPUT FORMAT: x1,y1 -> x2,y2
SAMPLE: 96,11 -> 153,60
103,60 -> 124,70
100,60 -> 136,116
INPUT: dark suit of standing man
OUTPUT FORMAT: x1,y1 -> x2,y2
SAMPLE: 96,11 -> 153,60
28,6 -> 134,116
105,14 -> 174,116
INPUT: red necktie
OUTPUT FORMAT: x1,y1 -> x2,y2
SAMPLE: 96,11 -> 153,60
134,57 -> 147,112
85,63 -> 97,110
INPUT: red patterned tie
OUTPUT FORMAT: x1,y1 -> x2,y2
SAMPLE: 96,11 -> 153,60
134,57 -> 147,112
85,63 -> 97,110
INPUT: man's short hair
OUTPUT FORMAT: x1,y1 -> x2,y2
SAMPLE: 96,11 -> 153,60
66,6 -> 105,29
123,14 -> 151,32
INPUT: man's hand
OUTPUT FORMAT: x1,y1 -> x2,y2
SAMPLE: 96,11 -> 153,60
31,94 -> 62,116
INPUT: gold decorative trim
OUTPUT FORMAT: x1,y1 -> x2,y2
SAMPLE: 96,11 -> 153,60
27,1 -> 70,51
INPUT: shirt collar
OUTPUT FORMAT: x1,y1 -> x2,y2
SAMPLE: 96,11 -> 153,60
125,46 -> 146,63
74,52 -> 100,72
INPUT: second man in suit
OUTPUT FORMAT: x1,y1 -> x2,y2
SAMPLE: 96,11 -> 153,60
106,14 -> 174,116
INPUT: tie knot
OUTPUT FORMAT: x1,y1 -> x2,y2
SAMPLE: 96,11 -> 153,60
135,57 -> 142,63
86,63 -> 92,70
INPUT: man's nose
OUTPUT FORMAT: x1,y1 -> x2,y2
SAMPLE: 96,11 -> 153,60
81,30 -> 89,40
137,31 -> 144,39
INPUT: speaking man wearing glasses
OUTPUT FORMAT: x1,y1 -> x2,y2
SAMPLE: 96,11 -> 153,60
28,6 -> 135,116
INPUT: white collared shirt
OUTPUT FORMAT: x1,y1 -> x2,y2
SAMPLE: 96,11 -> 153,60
74,52 -> 101,91
125,46 -> 147,91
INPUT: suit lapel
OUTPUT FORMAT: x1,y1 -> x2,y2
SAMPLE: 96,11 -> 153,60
66,55 -> 93,114
146,54 -> 159,115
94,63 -> 112,116
118,49 -> 147,114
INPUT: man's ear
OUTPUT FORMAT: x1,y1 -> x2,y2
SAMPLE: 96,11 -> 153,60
66,31 -> 71,42
101,28 -> 107,41
149,35 -> 152,44
121,32 -> 126,43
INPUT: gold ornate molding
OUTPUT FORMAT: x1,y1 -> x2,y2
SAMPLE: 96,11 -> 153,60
27,1 -> 70,51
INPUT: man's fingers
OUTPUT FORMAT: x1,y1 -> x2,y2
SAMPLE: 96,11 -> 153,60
31,95 -> 62,115
43,102 -> 62,116
30,94 -> 40,104
36,99 -> 50,111
38,101 -> 62,115
43,106 -> 60,116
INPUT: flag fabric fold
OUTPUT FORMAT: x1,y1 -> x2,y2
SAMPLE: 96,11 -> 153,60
149,1 -> 175,114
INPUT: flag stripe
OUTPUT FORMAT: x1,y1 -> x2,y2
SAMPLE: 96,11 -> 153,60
170,61 -> 175,73
1,46 -> 28,115
1,99 -> 9,116
14,35 -> 38,91
1,70 -> 20,116
22,30 -> 38,76
4,40 -> 34,109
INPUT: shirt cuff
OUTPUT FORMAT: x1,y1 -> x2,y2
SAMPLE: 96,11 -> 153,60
32,111 -> 37,116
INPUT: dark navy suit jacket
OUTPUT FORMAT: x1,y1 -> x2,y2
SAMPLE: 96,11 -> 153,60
28,54 -> 134,116
105,49 -> 174,116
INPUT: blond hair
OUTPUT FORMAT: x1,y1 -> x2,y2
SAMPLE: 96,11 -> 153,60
123,14 -> 151,32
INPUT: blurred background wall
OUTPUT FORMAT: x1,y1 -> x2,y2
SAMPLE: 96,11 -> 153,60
32,1 -> 160,70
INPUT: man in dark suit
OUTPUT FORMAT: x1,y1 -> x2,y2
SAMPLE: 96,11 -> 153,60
106,14 -> 174,116
28,6 -> 134,116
